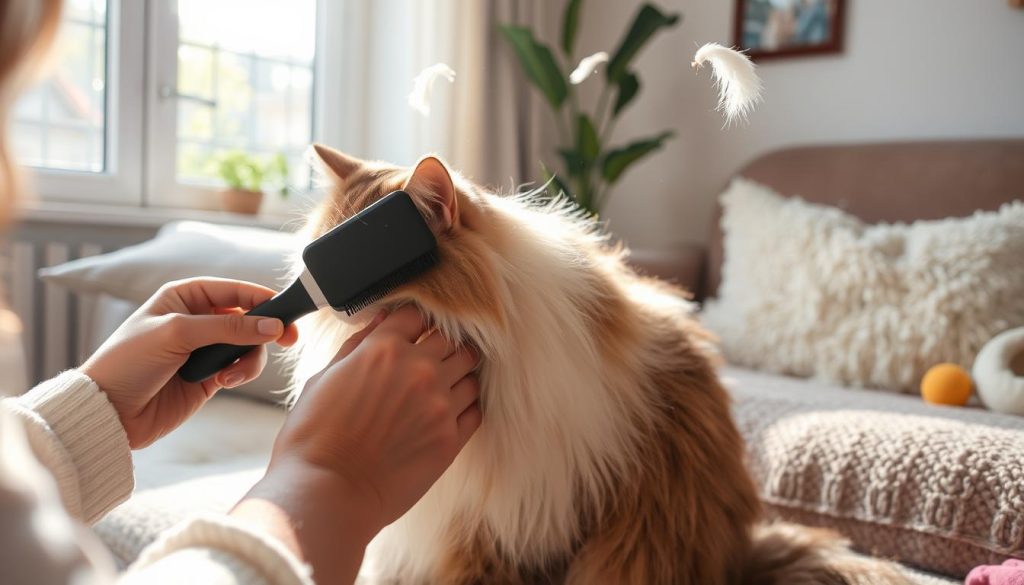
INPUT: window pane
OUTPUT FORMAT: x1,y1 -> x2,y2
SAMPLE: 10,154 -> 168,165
178,0 -> 316,62
213,51 -> 252,148
12,0 -> 107,173
175,0 -> 316,191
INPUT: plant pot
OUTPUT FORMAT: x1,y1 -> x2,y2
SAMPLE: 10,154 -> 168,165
220,188 -> 264,215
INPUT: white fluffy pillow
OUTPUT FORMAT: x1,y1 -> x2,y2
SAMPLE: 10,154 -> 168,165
702,178 -> 1024,393
39,221 -> 300,303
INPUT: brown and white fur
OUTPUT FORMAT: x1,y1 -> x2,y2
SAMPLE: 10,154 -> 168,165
290,144 -> 909,585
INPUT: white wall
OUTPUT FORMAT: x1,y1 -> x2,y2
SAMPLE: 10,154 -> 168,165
570,0 -> 1024,248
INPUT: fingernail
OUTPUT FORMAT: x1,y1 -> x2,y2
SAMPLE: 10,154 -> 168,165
257,318 -> 283,336
223,373 -> 245,388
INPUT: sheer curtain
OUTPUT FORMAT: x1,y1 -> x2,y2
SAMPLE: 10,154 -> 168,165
329,0 -> 559,190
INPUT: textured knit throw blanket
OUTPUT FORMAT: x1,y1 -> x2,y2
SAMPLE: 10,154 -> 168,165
724,367 -> 1024,577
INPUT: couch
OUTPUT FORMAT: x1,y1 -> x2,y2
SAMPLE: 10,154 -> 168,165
82,140 -> 1024,583
648,139 -> 1024,582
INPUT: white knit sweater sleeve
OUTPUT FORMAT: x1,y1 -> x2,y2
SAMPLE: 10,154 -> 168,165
1,370 -> 315,585
123,515 -> 314,585
3,369 -> 134,523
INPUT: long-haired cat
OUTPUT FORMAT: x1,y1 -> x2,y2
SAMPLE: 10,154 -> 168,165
290,144 -> 909,585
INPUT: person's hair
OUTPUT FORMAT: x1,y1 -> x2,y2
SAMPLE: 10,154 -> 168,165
0,0 -> 64,226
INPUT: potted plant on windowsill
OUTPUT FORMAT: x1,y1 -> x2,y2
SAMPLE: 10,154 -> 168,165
212,151 -> 289,215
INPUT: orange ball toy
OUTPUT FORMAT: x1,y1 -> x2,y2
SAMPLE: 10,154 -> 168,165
921,363 -> 973,406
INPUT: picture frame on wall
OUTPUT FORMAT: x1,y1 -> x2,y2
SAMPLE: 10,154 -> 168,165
734,0 -> 846,60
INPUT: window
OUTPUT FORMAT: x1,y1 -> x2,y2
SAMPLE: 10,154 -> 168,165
13,0 -> 108,173
160,0 -> 318,201
12,0 -> 338,213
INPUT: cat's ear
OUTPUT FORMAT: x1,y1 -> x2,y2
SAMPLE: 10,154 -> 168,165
404,156 -> 458,230
312,143 -> 361,181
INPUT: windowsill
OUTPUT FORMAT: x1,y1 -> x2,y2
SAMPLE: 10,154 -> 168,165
16,200 -> 299,231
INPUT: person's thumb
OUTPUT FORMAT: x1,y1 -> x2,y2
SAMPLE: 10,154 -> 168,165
332,310 -> 389,362
174,313 -> 284,350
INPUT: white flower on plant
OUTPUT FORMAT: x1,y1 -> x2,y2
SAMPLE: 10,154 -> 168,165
569,51 -> 609,85
408,63 -> 456,117
691,43 -> 763,125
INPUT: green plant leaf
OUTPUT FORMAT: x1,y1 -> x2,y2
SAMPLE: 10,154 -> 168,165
239,161 -> 261,192
212,150 -> 291,196
605,4 -> 680,83
540,162 -> 571,201
613,71 -> 640,116
601,131 -> 674,183
269,153 -> 287,178
576,114 -> 600,162
559,148 -> 588,176
561,0 -> 583,55
576,184 -> 597,214
218,159 -> 237,189
499,25 -> 568,109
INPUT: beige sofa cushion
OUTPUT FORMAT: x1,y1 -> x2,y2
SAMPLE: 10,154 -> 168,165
724,366 -> 1024,577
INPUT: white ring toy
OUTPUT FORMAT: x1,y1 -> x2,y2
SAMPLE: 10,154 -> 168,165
973,327 -> 1024,416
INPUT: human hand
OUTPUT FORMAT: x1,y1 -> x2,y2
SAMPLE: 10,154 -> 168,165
80,278 -> 298,449
232,305 -> 481,583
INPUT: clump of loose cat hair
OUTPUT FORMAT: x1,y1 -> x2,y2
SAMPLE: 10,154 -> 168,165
289,144 -> 911,585
692,42 -> 763,126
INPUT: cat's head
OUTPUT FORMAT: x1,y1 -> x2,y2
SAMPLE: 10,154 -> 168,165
303,144 -> 508,344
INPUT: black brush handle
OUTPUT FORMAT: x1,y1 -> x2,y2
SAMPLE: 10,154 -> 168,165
178,278 -> 317,383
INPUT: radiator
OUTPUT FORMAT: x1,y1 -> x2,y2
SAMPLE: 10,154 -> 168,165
4,212 -> 158,385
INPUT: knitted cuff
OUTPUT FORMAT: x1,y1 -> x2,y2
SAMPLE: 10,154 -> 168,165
131,515 -> 314,585
7,370 -> 134,523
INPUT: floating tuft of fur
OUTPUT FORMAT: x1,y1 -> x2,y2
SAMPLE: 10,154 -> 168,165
692,42 -> 763,126
408,63 -> 456,117
569,51 -> 609,85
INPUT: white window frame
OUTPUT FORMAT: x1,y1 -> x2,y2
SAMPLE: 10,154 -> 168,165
144,0 -> 340,214
30,0 -> 145,205
28,0 -> 342,215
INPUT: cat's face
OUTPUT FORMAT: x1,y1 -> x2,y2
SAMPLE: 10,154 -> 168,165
306,145 -> 506,338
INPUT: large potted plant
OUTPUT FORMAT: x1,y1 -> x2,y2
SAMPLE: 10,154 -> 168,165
500,1 -> 761,216
212,151 -> 289,215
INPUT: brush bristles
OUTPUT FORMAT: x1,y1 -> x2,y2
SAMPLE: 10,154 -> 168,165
341,250 -> 440,315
